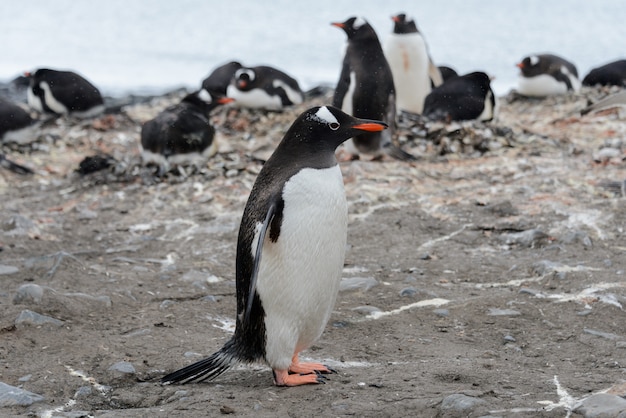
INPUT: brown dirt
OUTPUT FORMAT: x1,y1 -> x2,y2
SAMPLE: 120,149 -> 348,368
1,88 -> 625,417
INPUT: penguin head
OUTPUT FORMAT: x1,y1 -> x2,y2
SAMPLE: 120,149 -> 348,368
282,106 -> 388,152
182,89 -> 234,113
233,68 -> 256,90
331,17 -> 375,41
463,72 -> 493,94
391,13 -> 419,34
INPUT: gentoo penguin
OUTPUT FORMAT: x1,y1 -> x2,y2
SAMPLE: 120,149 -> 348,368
0,97 -> 37,144
332,16 -> 415,161
140,89 -> 233,174
516,54 -> 581,97
384,13 -> 442,114
226,65 -> 304,111
423,71 -> 496,122
26,68 -> 104,118
202,61 -> 243,95
161,106 -> 387,387
582,59 -> 626,87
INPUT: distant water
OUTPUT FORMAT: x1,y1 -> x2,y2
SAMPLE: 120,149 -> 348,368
1,0 -> 624,97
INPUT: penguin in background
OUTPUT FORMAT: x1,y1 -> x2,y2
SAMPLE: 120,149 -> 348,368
140,89 -> 233,174
332,16 -> 416,161
161,106 -> 387,387
25,68 -> 105,118
202,61 -> 243,96
516,54 -> 581,97
384,13 -> 443,115
582,59 -> 626,87
438,65 -> 458,83
226,65 -> 304,111
423,71 -> 496,122
0,96 -> 38,144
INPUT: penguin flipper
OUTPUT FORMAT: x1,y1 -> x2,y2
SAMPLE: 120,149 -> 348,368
244,201 -> 276,325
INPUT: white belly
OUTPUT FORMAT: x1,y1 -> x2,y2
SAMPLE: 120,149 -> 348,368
517,69 -> 581,97
255,165 -> 348,370
227,84 -> 283,110
385,33 -> 431,114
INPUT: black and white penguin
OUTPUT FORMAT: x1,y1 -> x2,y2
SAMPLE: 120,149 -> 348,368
423,71 -> 496,122
140,89 -> 233,173
0,97 -> 38,144
332,16 -> 414,161
582,59 -> 626,87
26,68 -> 104,118
384,13 -> 442,114
516,54 -> 581,97
202,61 -> 243,96
226,65 -> 304,111
161,106 -> 387,387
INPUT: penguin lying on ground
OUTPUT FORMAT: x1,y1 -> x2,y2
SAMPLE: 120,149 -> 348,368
161,106 -> 387,387
423,71 -> 496,122
140,89 -> 233,174
438,65 -> 458,83
516,54 -> 581,97
332,16 -> 416,161
226,65 -> 304,111
582,59 -> 626,87
0,97 -> 38,144
202,61 -> 243,96
384,13 -> 442,114
25,68 -> 104,118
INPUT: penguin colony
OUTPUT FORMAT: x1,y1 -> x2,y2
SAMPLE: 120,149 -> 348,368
1,9 -> 624,387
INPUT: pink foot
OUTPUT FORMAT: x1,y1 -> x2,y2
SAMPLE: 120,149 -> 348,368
288,354 -> 334,375
273,369 -> 325,386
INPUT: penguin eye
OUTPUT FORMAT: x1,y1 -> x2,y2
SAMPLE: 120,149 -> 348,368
329,122 -> 340,131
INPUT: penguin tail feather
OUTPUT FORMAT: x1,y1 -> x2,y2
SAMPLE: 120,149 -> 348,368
161,339 -> 238,385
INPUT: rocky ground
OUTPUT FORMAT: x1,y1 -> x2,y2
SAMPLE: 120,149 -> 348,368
1,86 -> 625,417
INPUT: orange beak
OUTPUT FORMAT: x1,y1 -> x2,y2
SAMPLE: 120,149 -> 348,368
392,15 -> 400,22
237,80 -> 247,88
218,97 -> 235,104
353,122 -> 387,132
331,22 -> 345,29
516,62 -> 524,69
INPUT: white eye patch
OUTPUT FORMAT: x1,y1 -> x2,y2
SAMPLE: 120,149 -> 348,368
312,106 -> 339,126
198,89 -> 212,103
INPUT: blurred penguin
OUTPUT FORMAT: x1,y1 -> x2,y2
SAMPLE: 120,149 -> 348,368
0,97 -> 38,144
25,68 -> 104,118
226,65 -> 304,111
202,61 -> 243,96
582,59 -> 626,87
516,54 -> 581,97
384,13 -> 442,114
332,16 -> 415,160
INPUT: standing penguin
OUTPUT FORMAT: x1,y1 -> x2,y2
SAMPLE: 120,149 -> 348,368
140,89 -> 233,174
332,17 -> 414,161
423,71 -> 496,122
384,13 -> 442,114
26,68 -> 104,118
516,54 -> 581,97
226,65 -> 304,111
202,61 -> 243,96
161,106 -> 387,387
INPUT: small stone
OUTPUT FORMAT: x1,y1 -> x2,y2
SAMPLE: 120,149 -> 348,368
433,309 -> 449,317
503,335 -> 516,342
583,328 -> 620,340
0,265 -> 19,275
108,361 -> 136,374
351,306 -> 382,315
18,374 -> 32,382
419,253 -> 431,260
339,277 -> 378,292
574,393 -> 626,417
400,287 -> 417,297
0,381 -> 45,407
15,310 -> 63,327
487,308 -> 521,316
440,393 -> 486,412
159,299 -> 176,309
74,386 -> 92,398
220,405 -> 235,414
13,284 -> 45,304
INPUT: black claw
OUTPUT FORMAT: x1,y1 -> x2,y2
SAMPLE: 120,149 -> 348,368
316,375 -> 327,384
324,365 -> 338,374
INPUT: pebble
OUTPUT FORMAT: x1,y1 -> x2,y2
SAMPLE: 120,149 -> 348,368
339,277 -> 378,292
0,381 -> 45,407
13,284 -> 44,304
15,309 -> 63,327
433,308 -> 449,317
440,393 -> 486,412
108,361 -> 136,374
498,229 -> 548,247
574,393 -> 626,417
487,308 -> 521,316
583,328 -> 621,340
0,265 -> 19,275
400,287 -> 418,297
